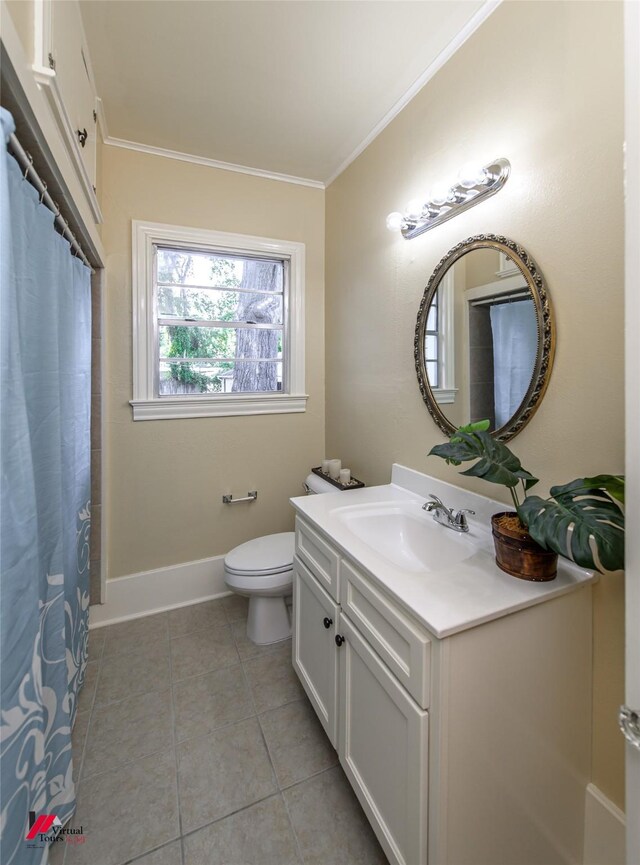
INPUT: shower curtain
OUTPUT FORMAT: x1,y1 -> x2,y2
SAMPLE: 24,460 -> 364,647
0,109 -> 91,864
490,298 -> 538,429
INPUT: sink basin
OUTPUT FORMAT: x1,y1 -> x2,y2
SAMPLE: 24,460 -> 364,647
333,502 -> 482,573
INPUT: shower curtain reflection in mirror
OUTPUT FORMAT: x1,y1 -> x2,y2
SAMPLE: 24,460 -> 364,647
0,108 -> 91,864
490,299 -> 538,428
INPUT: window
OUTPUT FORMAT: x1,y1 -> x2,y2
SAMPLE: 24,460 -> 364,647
131,222 -> 306,420
424,268 -> 456,404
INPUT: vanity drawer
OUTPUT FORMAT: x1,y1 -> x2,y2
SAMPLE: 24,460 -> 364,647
340,558 -> 431,709
295,517 -> 340,601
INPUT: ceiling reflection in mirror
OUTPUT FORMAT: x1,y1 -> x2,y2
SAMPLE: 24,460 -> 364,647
415,236 -> 555,442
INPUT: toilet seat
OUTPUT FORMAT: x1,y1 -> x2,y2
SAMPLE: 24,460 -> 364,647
224,532 -> 294,576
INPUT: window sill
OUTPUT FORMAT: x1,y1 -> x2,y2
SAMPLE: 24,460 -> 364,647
130,393 -> 308,421
433,388 -> 458,405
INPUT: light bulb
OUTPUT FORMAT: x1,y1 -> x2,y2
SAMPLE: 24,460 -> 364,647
386,211 -> 405,232
429,182 -> 453,207
457,162 -> 488,189
404,198 -> 424,221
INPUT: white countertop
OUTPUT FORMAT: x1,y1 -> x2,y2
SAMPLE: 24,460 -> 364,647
290,464 -> 595,639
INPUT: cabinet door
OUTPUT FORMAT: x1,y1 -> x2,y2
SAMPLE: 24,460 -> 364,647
292,557 -> 339,747
338,615 -> 429,865
33,0 -> 102,222
51,0 -> 97,189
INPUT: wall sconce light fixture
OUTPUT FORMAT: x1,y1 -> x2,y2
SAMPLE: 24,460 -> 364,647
386,157 -> 510,240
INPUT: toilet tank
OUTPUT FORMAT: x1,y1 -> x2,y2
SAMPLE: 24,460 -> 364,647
304,472 -> 340,495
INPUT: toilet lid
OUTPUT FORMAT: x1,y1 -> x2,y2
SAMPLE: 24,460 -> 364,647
225,532 -> 295,575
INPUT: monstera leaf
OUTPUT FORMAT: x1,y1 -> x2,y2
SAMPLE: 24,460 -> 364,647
518,476 -> 625,573
429,428 -> 538,491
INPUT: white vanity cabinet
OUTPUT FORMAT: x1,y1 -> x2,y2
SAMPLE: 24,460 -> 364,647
293,517 -> 430,865
292,513 -> 593,865
293,557 -> 340,746
33,0 -> 102,222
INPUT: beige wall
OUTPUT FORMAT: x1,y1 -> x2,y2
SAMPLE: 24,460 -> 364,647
325,0 -> 625,809
101,146 -> 324,578
4,0 -> 34,60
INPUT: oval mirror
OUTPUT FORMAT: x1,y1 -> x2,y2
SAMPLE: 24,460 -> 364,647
414,234 -> 555,441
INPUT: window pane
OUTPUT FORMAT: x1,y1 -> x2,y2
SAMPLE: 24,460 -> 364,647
159,325 -> 283,362
427,299 -> 438,332
159,360 -> 282,395
157,247 -> 283,292
426,360 -> 438,388
425,334 -> 438,360
160,325 -> 236,359
158,286 -> 283,325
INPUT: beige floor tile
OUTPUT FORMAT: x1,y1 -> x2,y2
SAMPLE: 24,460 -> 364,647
168,599 -> 227,638
243,643 -> 304,713
183,795 -> 301,865
283,766 -> 388,865
77,661 -> 100,714
102,613 -> 169,659
177,717 -> 277,832
170,626 -> 239,683
221,593 -> 249,623
88,628 -> 106,661
71,711 -> 91,783
231,620 -> 291,661
65,750 -> 179,865
95,644 -> 170,706
82,689 -> 173,779
259,699 -> 337,788
128,840 -> 183,864
173,665 -> 254,743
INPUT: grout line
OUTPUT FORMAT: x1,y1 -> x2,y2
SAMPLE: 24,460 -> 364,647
280,786 -> 307,865
279,762 -> 339,794
120,838 -> 182,865
167,628 -> 184,841
178,790 -> 284,845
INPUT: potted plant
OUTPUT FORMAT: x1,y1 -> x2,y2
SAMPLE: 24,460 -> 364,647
428,421 -> 625,581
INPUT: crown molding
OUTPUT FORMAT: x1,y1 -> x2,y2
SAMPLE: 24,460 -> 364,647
323,0 -> 502,187
102,135 -> 326,189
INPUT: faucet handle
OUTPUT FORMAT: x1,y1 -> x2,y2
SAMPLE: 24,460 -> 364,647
453,508 -> 475,529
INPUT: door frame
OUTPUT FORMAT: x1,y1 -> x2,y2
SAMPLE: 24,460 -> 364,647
624,1 -> 640,862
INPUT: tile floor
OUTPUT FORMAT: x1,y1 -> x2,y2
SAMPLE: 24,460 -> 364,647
51,596 -> 388,865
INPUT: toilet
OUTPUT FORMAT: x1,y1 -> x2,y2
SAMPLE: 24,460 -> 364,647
224,472 -> 338,645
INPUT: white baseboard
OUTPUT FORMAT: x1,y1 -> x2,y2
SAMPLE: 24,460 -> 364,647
584,783 -> 626,865
89,554 -> 229,628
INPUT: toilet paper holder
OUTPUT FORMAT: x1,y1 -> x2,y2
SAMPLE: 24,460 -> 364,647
222,490 -> 258,504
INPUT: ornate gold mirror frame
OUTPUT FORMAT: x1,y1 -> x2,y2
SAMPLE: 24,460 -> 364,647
414,234 -> 556,442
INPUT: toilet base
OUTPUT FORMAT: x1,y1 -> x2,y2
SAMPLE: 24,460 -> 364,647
247,595 -> 291,645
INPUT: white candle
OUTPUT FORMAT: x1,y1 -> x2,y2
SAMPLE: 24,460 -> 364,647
321,459 -> 330,474
328,459 -> 342,480
339,468 -> 351,485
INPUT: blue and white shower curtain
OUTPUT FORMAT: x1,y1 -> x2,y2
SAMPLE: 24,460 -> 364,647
0,109 -> 91,864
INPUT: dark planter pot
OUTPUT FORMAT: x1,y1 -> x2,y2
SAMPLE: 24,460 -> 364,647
491,512 -> 557,582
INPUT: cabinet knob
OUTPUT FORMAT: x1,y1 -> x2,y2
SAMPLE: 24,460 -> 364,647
335,634 -> 345,647
323,617 -> 333,629
77,128 -> 88,148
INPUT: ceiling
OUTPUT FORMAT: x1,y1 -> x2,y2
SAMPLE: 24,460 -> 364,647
80,0 -> 489,185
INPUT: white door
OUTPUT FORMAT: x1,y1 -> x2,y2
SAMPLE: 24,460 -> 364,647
623,2 -> 640,861
338,614 -> 429,865
292,557 -> 339,747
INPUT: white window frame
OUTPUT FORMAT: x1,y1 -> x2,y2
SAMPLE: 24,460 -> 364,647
130,221 -> 307,420
431,268 -> 457,405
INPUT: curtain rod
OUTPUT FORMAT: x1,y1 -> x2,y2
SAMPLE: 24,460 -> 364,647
7,132 -> 93,271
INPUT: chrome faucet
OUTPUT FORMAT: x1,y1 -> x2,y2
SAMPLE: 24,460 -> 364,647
422,494 -> 475,533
